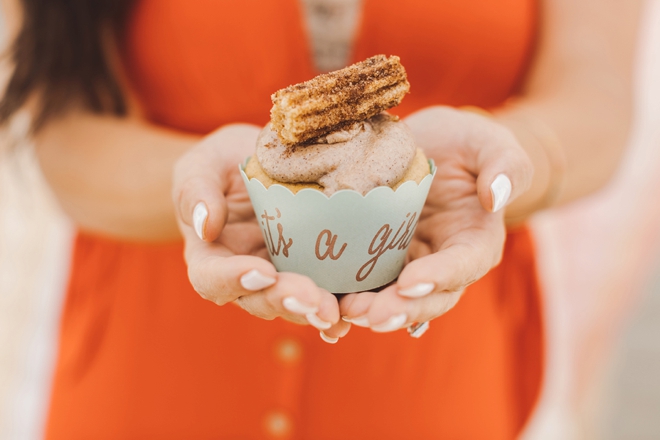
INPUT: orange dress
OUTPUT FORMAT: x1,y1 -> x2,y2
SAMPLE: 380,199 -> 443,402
45,1 -> 543,439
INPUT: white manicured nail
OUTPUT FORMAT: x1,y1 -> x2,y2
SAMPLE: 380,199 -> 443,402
399,282 -> 435,298
240,269 -> 276,291
193,202 -> 208,240
408,321 -> 430,338
371,313 -> 407,333
306,313 -> 332,330
344,315 -> 370,327
282,297 -> 318,315
320,331 -> 339,344
490,174 -> 512,213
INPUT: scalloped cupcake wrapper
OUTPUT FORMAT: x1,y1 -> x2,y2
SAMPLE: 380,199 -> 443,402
240,159 -> 437,293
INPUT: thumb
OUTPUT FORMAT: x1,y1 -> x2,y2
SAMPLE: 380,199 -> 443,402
173,124 -> 262,242
174,173 -> 228,242
471,119 -> 534,213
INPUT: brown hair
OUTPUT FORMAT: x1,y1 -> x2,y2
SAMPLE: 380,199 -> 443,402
0,0 -> 134,131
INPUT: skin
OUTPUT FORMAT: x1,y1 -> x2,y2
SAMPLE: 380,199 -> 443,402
340,109 -> 532,327
2,0 -> 642,340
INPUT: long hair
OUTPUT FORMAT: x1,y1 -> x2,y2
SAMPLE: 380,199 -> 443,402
0,0 -> 134,131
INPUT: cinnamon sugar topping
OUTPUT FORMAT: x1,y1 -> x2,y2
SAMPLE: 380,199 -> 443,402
270,55 -> 410,145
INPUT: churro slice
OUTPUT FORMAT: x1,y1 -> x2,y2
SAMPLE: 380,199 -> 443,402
270,55 -> 410,145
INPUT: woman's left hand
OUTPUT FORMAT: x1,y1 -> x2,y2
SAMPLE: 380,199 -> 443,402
340,106 -> 533,333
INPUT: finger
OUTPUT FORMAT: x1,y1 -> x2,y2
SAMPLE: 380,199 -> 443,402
172,140 -> 231,242
396,225 -> 505,295
467,116 -> 534,212
238,281 -> 342,329
172,124 -> 261,241
174,174 -> 229,242
314,290 -> 341,328
258,272 -> 330,322
297,289 -> 341,332
339,291 -> 379,327
319,320 -> 351,344
218,223 -> 266,255
187,254 -> 278,306
406,238 -> 432,262
405,107 -> 533,213
363,285 -> 464,331
341,286 -> 406,331
407,290 -> 463,324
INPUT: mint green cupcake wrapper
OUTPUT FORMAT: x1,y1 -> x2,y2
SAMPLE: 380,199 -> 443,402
240,159 -> 436,293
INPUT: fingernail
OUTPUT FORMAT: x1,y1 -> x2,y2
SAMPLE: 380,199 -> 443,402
240,269 -> 276,291
282,297 -> 318,315
399,282 -> 435,298
306,313 -> 332,330
343,315 -> 370,327
407,321 -> 430,338
371,313 -> 407,333
320,331 -> 339,344
490,174 -> 512,213
193,202 -> 208,240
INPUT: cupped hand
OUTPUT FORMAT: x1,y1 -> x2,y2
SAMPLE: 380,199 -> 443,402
340,106 -> 533,334
173,124 -> 349,342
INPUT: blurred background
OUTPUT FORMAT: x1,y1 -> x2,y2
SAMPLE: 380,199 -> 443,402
1,1 -> 659,439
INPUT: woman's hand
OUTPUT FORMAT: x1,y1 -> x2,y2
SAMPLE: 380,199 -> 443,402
173,124 -> 349,342
340,106 -> 533,333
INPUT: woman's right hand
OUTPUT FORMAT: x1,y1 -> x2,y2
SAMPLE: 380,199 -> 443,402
172,124 -> 349,343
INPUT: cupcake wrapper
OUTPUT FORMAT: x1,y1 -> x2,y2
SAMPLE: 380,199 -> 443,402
240,160 -> 436,293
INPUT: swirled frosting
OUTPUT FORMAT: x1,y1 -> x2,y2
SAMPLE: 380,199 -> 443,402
255,114 -> 417,195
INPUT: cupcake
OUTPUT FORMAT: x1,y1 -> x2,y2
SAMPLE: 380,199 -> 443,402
240,55 -> 436,293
